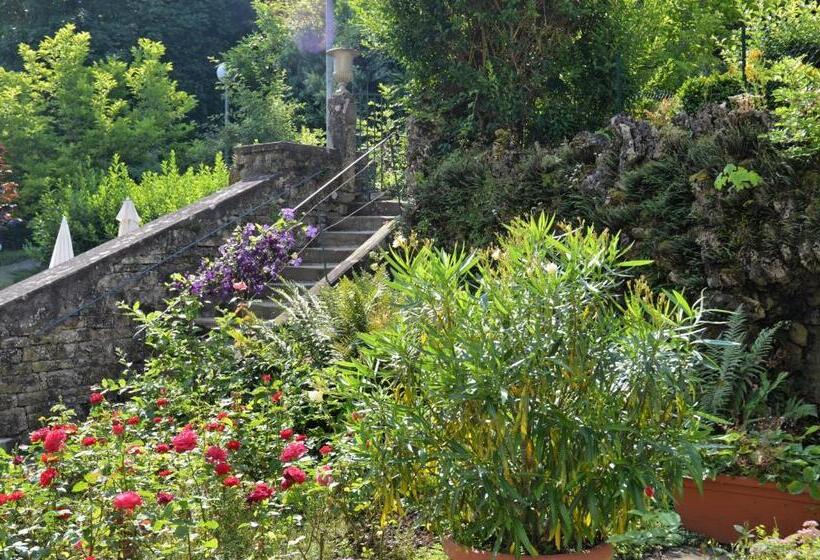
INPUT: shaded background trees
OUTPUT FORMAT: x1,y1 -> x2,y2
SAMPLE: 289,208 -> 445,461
0,0 -> 255,121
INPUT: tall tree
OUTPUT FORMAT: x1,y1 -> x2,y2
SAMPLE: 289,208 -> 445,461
0,0 -> 255,120
0,25 -> 197,214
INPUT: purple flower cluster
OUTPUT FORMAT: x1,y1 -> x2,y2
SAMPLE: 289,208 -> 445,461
183,218 -> 319,300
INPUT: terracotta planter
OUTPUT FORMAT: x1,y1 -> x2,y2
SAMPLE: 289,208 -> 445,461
675,475 -> 820,543
442,538 -> 613,560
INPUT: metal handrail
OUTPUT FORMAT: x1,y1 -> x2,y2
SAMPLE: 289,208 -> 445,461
292,129 -> 399,216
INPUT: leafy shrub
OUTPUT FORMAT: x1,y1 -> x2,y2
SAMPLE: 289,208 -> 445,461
0,297 -> 344,557
342,215 -> 707,555
737,521 -> 820,560
0,25 -> 198,216
755,1 -> 820,66
766,57 -> 820,158
677,73 -> 745,113
29,153 -> 228,262
714,164 -> 763,191
696,308 -> 819,497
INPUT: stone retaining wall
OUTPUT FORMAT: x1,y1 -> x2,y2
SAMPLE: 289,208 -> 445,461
0,142 -> 342,443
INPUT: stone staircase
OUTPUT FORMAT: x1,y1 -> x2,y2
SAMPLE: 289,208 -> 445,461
199,197 -> 402,325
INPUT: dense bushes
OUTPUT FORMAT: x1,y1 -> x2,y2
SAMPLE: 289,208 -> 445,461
0,25 -> 198,217
343,216 -> 706,554
29,153 -> 228,261
677,73 -> 745,114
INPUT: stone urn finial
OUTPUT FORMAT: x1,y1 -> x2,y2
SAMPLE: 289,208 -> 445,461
327,47 -> 358,92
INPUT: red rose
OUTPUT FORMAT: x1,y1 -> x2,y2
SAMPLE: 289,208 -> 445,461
271,390 -> 283,403
43,428 -> 67,454
155,443 -> 171,454
89,392 -> 104,405
282,465 -> 306,485
223,475 -> 240,487
172,428 -> 198,452
246,482 -> 274,503
319,444 -> 333,456
81,436 -> 97,447
8,490 -> 24,501
126,416 -> 140,426
261,374 -> 272,384
157,469 -> 173,478
205,421 -> 223,432
156,397 -> 169,408
113,491 -> 143,511
112,422 -> 125,436
153,416 -> 163,424
644,486 -> 655,499
39,468 -> 58,487
279,428 -> 294,440
156,491 -> 175,505
205,446 -> 228,464
216,411 -> 229,420
30,427 -> 49,443
227,440 -> 241,452
280,441 -> 308,462
214,462 -> 232,476
316,465 -> 333,486
295,434 -> 307,442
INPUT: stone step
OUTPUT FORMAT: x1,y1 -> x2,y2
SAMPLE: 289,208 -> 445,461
351,199 -> 401,216
315,230 -> 379,247
300,246 -> 359,264
280,263 -> 338,282
327,215 -> 393,231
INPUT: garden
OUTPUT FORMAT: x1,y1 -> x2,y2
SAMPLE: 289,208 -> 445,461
1,215 -> 818,559
0,0 -> 819,559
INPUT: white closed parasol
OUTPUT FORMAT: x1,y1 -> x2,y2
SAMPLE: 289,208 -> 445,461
49,216 -> 75,268
116,197 -> 142,237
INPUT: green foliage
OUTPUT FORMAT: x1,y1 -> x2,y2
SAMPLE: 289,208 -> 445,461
753,1 -> 820,66
677,72 -> 746,113
614,0 -> 741,101
0,25 -> 197,216
735,521 -> 820,560
707,427 -> 820,499
714,164 -> 763,191
28,152 -> 228,261
766,57 -> 820,159
351,0 -> 623,145
341,215 -> 706,554
0,0 -> 255,120
696,308 -> 819,497
607,510 -> 685,560
698,309 -> 794,426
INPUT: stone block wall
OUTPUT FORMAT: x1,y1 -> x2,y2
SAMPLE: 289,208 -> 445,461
0,143 -> 342,443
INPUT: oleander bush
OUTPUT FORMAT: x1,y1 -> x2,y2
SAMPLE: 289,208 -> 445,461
341,215 -> 708,555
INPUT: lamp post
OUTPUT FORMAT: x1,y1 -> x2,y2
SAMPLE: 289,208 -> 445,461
216,62 -> 229,126
325,0 -> 336,147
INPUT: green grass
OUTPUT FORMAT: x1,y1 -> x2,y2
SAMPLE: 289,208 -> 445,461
0,249 -> 28,267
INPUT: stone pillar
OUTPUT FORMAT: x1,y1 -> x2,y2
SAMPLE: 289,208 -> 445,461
328,86 -> 357,204
328,87 -> 356,163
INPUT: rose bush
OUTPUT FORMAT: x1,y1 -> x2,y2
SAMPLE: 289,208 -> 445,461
0,380 -> 338,558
